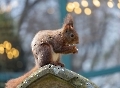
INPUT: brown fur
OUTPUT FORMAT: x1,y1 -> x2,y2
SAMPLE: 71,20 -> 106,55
5,14 -> 79,88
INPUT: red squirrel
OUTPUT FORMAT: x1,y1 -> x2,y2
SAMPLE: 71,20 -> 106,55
5,14 -> 79,88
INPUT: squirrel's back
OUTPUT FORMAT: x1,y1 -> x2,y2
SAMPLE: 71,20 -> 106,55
31,29 -> 62,49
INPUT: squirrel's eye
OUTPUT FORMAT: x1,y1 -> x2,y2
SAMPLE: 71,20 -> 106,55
70,33 -> 74,38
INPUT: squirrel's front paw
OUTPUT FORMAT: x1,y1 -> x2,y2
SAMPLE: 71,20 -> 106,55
73,46 -> 78,54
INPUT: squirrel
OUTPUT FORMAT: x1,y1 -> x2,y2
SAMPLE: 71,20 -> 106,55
5,14 -> 79,88
31,14 -> 79,67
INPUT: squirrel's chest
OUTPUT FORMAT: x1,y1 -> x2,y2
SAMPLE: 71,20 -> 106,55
51,47 -> 60,62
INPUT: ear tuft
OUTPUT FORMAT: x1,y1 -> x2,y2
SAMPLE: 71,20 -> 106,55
63,14 -> 73,27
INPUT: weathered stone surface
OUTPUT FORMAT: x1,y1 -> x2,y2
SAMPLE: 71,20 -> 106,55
17,64 -> 99,88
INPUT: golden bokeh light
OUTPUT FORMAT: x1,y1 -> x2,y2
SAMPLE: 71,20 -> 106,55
66,7 -> 73,12
107,1 -> 114,8
1,41 -> 20,59
0,44 -> 4,47
84,8 -> 92,15
117,3 -> 120,9
93,0 -> 101,7
74,7 -> 82,14
118,0 -> 120,2
5,42 -> 12,50
11,48 -> 15,52
7,51 -> 13,59
3,41 -> 8,47
81,0 -> 88,7
66,2 -> 75,12
0,46 -> 4,54
6,49 -> 9,53
12,48 -> 19,58
73,1 -> 80,8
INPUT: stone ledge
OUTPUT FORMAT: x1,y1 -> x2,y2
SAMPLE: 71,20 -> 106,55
17,64 -> 99,88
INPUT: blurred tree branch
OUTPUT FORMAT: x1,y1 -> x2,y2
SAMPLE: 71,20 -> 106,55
18,0 -> 43,31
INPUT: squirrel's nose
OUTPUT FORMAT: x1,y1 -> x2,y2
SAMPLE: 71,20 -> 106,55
77,39 -> 79,44
74,40 -> 79,44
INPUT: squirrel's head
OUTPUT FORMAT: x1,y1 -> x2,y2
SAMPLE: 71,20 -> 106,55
62,14 -> 79,45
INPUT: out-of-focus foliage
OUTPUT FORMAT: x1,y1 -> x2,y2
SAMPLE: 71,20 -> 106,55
0,13 -> 25,72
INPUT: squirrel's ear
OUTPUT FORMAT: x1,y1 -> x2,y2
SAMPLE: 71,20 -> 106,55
63,14 -> 73,29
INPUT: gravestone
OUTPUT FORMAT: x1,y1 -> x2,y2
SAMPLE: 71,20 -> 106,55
17,64 -> 99,88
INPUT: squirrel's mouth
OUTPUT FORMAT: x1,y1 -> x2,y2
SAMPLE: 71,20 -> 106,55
65,40 -> 79,46
66,43 -> 77,46
69,44 -> 76,46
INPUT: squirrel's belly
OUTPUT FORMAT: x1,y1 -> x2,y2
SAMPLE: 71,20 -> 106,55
52,51 -> 60,62
51,45 -> 60,62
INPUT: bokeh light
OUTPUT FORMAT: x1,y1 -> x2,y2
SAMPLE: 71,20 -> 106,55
117,3 -> 120,9
0,44 -> 4,48
5,42 -> 12,50
84,8 -> 92,15
6,49 -> 9,53
107,1 -> 114,8
1,41 -> 20,59
7,51 -> 13,59
66,2 -> 74,12
81,0 -> 88,7
73,1 -> 80,8
0,44 -> 4,54
4,41 -> 12,50
3,41 -> 8,47
74,7 -> 82,14
12,48 -> 19,58
93,0 -> 101,7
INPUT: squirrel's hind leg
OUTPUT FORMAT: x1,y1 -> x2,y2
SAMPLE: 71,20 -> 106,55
34,43 -> 53,67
